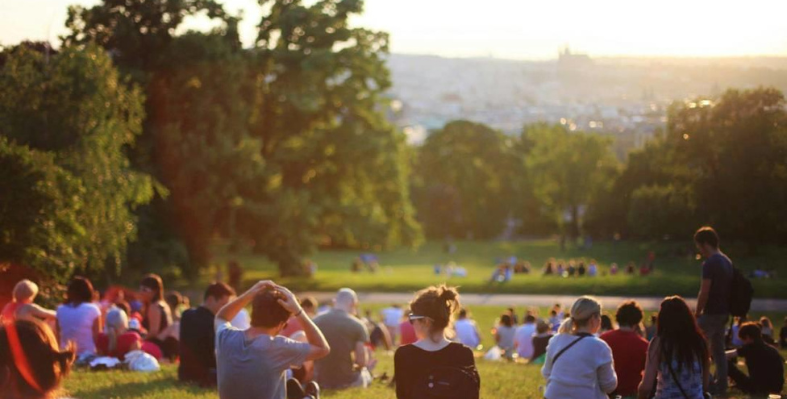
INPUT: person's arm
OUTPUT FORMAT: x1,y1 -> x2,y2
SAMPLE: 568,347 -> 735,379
638,337 -> 660,399
92,315 -> 102,344
147,304 -> 162,337
215,280 -> 275,326
354,341 -> 368,368
274,285 -> 330,361
23,304 -> 57,320
702,346 -> 711,392
695,278 -> 712,317
541,340 -> 554,379
597,360 -> 618,394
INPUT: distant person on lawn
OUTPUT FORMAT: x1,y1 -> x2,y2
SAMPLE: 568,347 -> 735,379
56,277 -> 102,357
179,282 -> 235,387
601,300 -> 649,399
724,322 -> 784,396
693,226 -> 732,395
530,319 -> 554,363
542,296 -> 617,399
394,285 -> 479,399
454,308 -> 481,349
313,289 -> 373,389
215,280 -> 330,399
514,313 -> 537,359
1,280 -> 56,324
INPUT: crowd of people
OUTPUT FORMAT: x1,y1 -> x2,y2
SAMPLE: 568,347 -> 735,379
0,226 -> 785,399
488,253 -> 658,283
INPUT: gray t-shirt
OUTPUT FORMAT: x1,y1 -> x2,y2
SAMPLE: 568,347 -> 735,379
215,321 -> 310,399
313,309 -> 370,389
702,252 -> 733,315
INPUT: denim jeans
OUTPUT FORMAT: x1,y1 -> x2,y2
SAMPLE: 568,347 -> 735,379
698,313 -> 729,394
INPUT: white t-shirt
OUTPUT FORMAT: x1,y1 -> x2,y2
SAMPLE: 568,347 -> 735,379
56,302 -> 101,355
514,322 -> 537,358
454,318 -> 480,348
541,333 -> 617,399
231,308 -> 251,330
381,307 -> 404,328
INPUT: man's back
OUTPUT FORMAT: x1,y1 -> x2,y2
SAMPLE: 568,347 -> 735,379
313,309 -> 369,388
455,318 -> 480,348
514,322 -> 536,358
600,329 -> 648,396
738,341 -> 785,393
179,307 -> 216,386
702,253 -> 733,315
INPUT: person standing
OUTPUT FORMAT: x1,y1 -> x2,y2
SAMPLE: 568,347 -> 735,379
601,301 -> 649,399
693,226 -> 732,395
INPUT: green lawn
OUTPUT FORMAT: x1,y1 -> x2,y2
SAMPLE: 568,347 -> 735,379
63,304 -> 787,399
203,240 -> 787,299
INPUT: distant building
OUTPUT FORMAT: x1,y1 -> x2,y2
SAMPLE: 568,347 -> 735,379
558,46 -> 593,70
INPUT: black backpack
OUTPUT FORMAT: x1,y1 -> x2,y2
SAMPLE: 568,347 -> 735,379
728,266 -> 754,317
411,365 -> 480,399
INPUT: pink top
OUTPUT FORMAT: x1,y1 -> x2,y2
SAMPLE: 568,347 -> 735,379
1,302 -> 22,321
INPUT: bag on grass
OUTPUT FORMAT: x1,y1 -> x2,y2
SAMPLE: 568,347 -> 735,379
124,350 -> 160,372
483,346 -> 502,361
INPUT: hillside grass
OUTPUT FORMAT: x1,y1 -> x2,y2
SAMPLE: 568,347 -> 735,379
201,239 -> 787,299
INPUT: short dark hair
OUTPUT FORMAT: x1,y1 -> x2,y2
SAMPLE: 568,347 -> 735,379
616,300 -> 644,327
251,289 -> 291,328
600,314 -> 613,330
300,296 -> 317,309
165,291 -> 183,311
204,282 -> 235,301
500,314 -> 513,327
738,322 -> 762,341
694,226 -> 719,249
525,314 -> 537,323
458,308 -> 468,318
66,277 -> 94,305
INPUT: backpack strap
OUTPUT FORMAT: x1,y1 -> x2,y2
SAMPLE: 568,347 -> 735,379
552,334 -> 590,366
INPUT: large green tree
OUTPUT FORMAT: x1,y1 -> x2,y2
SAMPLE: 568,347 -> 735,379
0,44 -> 155,278
519,123 -> 619,239
412,120 -> 518,239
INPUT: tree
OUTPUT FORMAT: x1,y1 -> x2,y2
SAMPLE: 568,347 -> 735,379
0,44 -> 154,277
520,123 -> 619,239
412,120 -> 518,239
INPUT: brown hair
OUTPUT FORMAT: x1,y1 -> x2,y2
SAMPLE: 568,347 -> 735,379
140,274 -> 164,302
0,319 -> 75,399
409,285 -> 460,335
251,289 -> 290,328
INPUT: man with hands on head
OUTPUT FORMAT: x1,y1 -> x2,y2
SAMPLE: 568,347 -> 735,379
215,280 -> 330,399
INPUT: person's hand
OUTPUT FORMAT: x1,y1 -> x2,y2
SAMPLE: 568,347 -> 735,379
275,285 -> 303,316
249,280 -> 276,294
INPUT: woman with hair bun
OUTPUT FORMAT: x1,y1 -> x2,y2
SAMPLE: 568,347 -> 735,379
542,296 -> 617,399
0,318 -> 75,399
394,285 -> 479,399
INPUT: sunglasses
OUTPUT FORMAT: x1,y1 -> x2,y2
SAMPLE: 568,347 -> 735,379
408,314 -> 431,325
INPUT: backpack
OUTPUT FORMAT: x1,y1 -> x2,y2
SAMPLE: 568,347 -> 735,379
411,365 -> 480,399
728,266 -> 753,317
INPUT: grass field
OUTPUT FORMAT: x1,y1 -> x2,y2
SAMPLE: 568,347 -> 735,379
204,239 -> 787,299
62,304 -> 787,399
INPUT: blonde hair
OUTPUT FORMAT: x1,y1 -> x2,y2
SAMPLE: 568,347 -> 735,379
13,279 -> 39,302
558,296 -> 602,334
105,308 -> 129,353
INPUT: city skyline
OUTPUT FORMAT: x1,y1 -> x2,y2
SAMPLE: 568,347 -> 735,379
2,0 -> 787,59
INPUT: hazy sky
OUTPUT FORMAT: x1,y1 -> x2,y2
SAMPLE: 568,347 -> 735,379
2,0 -> 787,59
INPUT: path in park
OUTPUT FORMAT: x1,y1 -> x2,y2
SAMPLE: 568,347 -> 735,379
302,292 -> 787,313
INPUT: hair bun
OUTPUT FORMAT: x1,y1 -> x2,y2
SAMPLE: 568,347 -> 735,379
438,285 -> 459,302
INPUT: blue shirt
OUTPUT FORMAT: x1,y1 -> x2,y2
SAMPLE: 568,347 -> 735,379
701,253 -> 732,315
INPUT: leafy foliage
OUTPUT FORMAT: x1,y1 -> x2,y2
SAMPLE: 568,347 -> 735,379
0,44 -> 154,278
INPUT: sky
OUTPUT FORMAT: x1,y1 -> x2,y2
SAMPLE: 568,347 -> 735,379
2,0 -> 787,60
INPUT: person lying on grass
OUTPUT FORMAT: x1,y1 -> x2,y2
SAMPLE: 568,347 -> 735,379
215,280 -> 330,399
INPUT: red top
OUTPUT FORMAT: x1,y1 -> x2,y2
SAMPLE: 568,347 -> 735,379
95,331 -> 142,361
280,316 -> 304,337
600,329 -> 649,396
1,302 -> 22,321
399,320 -> 417,345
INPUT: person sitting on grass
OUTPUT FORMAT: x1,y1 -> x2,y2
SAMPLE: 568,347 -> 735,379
601,300 -> 649,399
724,322 -> 784,396
138,274 -> 176,360
454,308 -> 481,349
96,307 -> 142,361
394,285 -> 479,399
179,282 -> 235,387
495,314 -> 516,360
215,280 -> 330,399
514,313 -> 537,359
313,289 -> 374,389
637,296 -> 709,399
542,296 -> 617,399
530,319 -> 553,363
1,280 -> 56,324
56,277 -> 102,358
780,317 -> 787,349
0,318 -> 75,399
